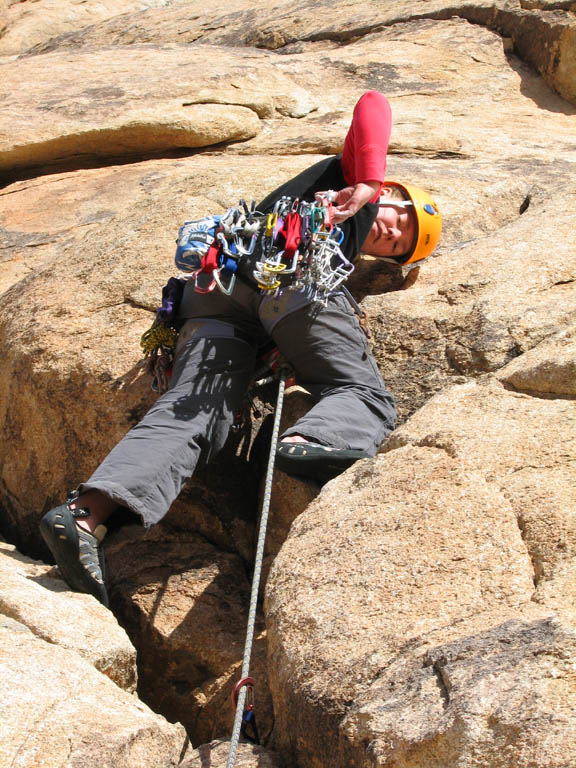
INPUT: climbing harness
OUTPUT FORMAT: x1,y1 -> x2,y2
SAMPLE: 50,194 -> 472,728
142,192 -> 356,392
175,195 -> 354,304
226,367 -> 288,768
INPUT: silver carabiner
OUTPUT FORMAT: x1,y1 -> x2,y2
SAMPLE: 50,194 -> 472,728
274,249 -> 300,275
213,267 -> 237,296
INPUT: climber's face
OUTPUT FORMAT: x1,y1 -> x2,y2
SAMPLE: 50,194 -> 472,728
361,198 -> 416,259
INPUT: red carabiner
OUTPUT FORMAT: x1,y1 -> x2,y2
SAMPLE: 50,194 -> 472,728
232,676 -> 255,708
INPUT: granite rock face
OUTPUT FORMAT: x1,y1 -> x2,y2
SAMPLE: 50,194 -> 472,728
0,1 -> 575,766
0,613 -> 187,768
0,0 -> 190,56
17,0 -> 576,105
495,327 -> 576,396
0,541 -> 137,690
0,44 -> 320,179
386,377 -> 576,624
266,378 -> 576,766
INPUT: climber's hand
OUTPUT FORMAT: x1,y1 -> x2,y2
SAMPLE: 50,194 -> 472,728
315,181 -> 381,224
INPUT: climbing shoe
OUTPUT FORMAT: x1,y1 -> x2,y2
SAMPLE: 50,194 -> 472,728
276,441 -> 370,483
39,494 -> 109,607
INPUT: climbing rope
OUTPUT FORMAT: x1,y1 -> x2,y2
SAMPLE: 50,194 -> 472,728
226,368 -> 288,768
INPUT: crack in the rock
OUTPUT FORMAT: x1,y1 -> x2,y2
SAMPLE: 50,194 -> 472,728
381,433 -> 459,460
0,597 -> 93,674
497,380 -> 576,401
516,513 -> 541,592
251,4 -> 554,54
509,463 -> 560,474
89,298 -> 154,314
181,99 -> 267,119
0,139 -> 248,189
519,191 -> 532,213
431,657 -> 451,709
0,173 -> 80,196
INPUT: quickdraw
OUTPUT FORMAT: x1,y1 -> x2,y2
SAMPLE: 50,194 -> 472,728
175,194 -> 354,304
252,194 -> 353,303
232,677 -> 259,745
190,205 -> 260,296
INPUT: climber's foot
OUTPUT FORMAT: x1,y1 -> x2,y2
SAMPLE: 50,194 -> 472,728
276,439 -> 369,483
40,492 -> 109,607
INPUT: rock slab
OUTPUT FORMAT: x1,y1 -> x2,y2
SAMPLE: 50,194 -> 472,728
0,541 -> 137,690
0,614 -> 187,768
265,378 -> 576,767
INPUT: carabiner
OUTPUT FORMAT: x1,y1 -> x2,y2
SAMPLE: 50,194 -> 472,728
192,268 -> 217,294
265,212 -> 278,238
232,677 -> 259,745
213,267 -> 236,296
323,201 -> 333,230
311,205 -> 325,233
232,677 -> 254,708
234,232 -> 257,256
274,250 -> 299,275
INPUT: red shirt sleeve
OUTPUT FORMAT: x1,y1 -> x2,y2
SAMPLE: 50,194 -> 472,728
341,91 -> 392,201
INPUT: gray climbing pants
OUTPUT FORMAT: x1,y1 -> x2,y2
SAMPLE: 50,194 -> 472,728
81,281 -> 396,526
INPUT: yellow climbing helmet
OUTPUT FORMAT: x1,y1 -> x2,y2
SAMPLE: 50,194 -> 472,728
380,182 -> 442,266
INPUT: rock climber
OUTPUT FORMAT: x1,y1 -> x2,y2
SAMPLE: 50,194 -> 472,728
39,90 -> 442,607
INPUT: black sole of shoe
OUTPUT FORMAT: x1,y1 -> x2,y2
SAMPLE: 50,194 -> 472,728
276,443 -> 369,483
40,504 -> 108,606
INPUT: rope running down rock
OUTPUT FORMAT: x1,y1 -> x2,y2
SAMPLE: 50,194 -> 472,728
226,369 -> 287,768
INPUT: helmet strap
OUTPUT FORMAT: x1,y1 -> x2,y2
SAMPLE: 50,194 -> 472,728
378,200 -> 413,209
